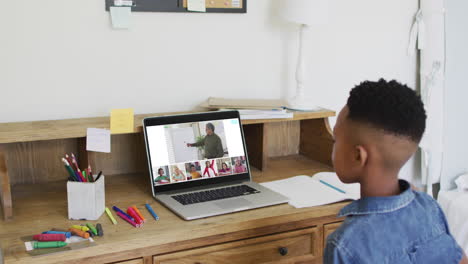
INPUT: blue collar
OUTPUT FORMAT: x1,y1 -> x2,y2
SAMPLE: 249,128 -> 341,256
338,180 -> 415,217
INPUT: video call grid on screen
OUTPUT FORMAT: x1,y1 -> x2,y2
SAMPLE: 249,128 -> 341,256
145,118 -> 247,186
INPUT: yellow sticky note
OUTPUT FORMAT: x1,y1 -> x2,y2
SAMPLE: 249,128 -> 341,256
110,108 -> 134,134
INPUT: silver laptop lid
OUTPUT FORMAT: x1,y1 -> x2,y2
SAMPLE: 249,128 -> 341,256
142,111 -> 251,196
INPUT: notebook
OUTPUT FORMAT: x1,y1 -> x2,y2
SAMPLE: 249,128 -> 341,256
260,172 -> 360,208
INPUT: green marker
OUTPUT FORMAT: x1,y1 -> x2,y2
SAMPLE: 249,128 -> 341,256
86,223 -> 98,236
33,241 -> 67,249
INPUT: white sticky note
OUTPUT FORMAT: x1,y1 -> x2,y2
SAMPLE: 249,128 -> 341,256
110,6 -> 131,29
188,0 -> 206,12
86,128 -> 111,153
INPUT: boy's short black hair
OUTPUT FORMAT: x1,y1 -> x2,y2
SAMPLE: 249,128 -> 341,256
346,79 -> 426,143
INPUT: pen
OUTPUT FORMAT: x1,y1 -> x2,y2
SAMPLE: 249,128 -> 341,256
95,171 -> 103,182
145,203 -> 159,221
319,180 -> 346,194
116,211 -> 139,228
112,206 -> 134,221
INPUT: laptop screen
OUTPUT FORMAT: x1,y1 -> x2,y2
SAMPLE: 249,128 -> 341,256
143,111 -> 250,194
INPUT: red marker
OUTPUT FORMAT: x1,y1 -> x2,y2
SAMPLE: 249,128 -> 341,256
116,211 -> 139,228
127,207 -> 143,225
33,234 -> 66,242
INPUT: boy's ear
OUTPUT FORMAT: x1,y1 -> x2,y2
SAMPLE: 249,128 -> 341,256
354,145 -> 368,167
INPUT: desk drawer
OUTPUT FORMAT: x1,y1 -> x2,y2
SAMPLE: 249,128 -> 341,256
154,227 -> 320,264
323,222 -> 343,242
112,258 -> 144,264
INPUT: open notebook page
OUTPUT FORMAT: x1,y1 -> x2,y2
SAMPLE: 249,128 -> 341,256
260,172 -> 360,208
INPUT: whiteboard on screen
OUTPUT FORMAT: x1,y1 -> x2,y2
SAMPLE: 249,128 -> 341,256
170,127 -> 199,163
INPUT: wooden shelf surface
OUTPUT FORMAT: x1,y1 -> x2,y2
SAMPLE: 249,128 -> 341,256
0,109 -> 335,144
0,155 -> 342,264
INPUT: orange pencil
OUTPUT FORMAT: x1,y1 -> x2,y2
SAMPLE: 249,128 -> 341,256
132,206 -> 146,222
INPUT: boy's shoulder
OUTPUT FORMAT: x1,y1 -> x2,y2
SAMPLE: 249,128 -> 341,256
328,188 -> 445,246
325,185 -> 463,263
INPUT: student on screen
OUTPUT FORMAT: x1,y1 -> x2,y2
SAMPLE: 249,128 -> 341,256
232,157 -> 247,173
218,162 -> 232,176
189,164 -> 202,179
154,167 -> 170,184
186,123 -> 224,159
171,166 -> 186,182
203,160 -> 218,178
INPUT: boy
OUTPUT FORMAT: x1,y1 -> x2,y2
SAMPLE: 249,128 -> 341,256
325,79 -> 467,263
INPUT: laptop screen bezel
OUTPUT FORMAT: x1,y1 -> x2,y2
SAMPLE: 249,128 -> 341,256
143,110 -> 251,195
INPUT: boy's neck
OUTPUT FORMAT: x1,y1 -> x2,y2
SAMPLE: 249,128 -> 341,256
359,169 -> 401,197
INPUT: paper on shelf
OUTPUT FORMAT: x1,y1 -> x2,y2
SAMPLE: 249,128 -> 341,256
110,6 -> 131,29
86,128 -> 111,153
110,108 -> 134,134
260,172 -> 360,208
188,0 -> 206,12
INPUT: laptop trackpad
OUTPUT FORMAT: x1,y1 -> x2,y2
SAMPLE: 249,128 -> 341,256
215,198 -> 253,210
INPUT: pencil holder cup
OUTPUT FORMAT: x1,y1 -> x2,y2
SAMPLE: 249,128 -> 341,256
67,176 -> 105,220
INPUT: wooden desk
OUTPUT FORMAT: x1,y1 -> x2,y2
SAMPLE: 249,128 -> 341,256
0,109 -> 343,263
1,157 -> 346,264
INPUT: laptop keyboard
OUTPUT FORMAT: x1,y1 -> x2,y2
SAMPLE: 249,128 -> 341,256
172,185 -> 261,205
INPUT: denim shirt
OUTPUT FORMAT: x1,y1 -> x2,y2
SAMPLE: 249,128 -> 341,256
324,180 -> 464,264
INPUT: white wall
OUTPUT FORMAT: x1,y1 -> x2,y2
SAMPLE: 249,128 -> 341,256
442,0 -> 468,190
1,0 -> 417,124
1,0 -> 419,179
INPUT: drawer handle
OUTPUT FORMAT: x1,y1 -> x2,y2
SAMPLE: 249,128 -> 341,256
278,247 -> 288,256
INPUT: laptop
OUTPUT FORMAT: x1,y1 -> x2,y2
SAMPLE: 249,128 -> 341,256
142,110 -> 289,220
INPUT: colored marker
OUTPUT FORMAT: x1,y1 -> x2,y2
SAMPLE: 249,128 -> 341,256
105,207 -> 117,225
33,241 -> 67,249
68,228 -> 90,239
74,171 -> 83,182
42,231 -> 72,238
145,203 -> 159,221
82,170 -> 87,182
116,211 -> 139,228
86,223 -> 98,236
112,206 -> 134,221
127,207 -> 143,225
96,223 -> 104,236
319,180 -> 346,194
88,165 -> 93,181
33,234 -> 66,242
71,225 -> 89,232
132,206 -> 146,223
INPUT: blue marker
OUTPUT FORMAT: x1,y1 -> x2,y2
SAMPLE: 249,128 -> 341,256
112,206 -> 135,221
42,231 -> 72,238
145,203 -> 159,220
319,180 -> 346,194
